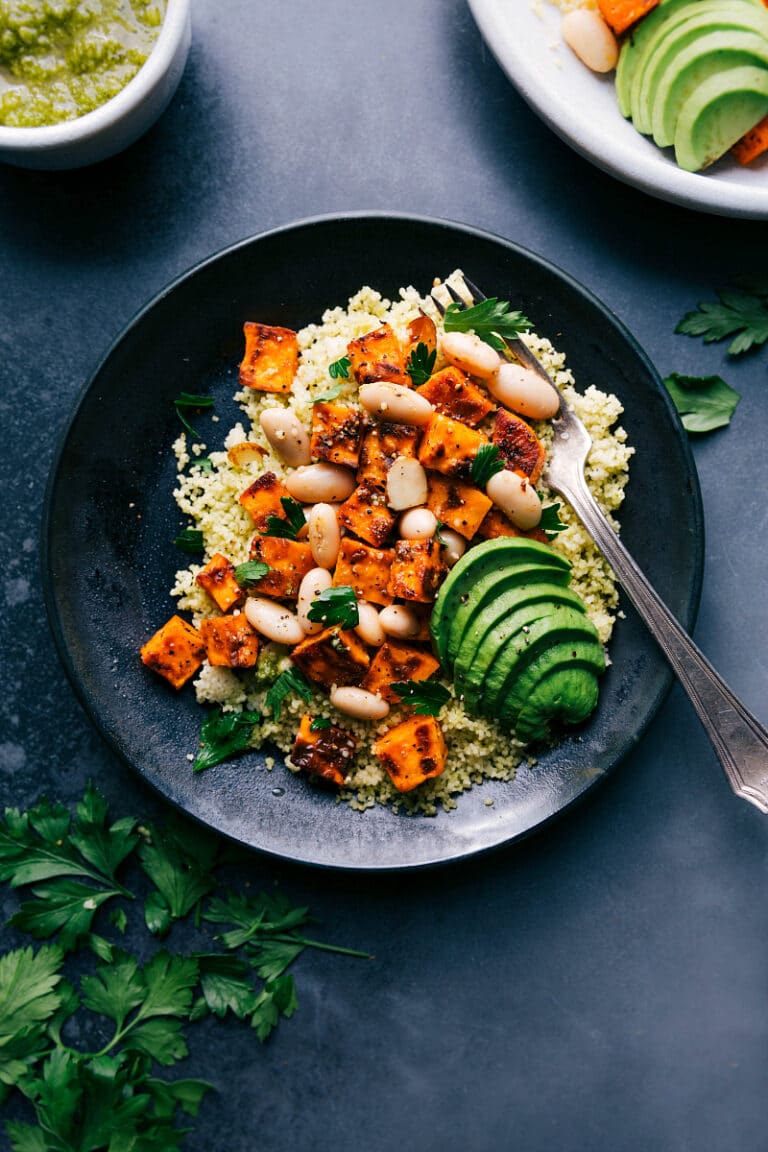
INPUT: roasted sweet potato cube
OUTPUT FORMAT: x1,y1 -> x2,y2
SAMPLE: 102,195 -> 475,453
361,641 -> 441,703
291,713 -> 356,786
404,313 -> 437,359
416,367 -> 494,428
477,507 -> 548,544
239,471 -> 291,530
347,323 -> 410,387
291,626 -> 370,688
140,616 -> 204,690
388,539 -> 445,603
357,421 -> 420,487
247,536 -> 314,599
195,553 -> 243,612
597,0 -> 658,35
493,409 -> 545,483
425,473 -> 492,540
373,715 -> 447,793
239,322 -> 298,393
200,615 -> 260,669
333,538 -> 394,607
310,402 -> 363,468
417,413 -> 489,479
338,481 -> 396,547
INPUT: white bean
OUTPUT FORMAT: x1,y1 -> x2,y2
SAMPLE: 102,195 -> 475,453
259,408 -> 311,467
438,527 -> 466,567
359,382 -> 434,426
562,9 -> 618,73
308,503 -> 341,569
488,363 -> 560,421
440,331 -> 500,380
285,463 -> 356,503
330,685 -> 390,721
297,567 -> 333,635
485,470 -> 542,531
245,596 -> 305,645
399,507 -> 438,540
387,457 -> 428,510
355,601 -> 386,647
379,603 -> 421,640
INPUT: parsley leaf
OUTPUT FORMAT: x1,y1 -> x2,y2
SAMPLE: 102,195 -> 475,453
443,297 -> 531,352
250,974 -> 298,1042
328,355 -> 351,379
138,817 -> 219,936
406,342 -> 437,386
173,527 -> 204,553
233,560 -> 270,587
193,708 -> 261,774
260,496 -> 306,540
676,289 -> 768,355
196,954 -> 257,1020
69,784 -> 138,881
664,373 -> 741,434
310,716 -> 333,731
312,381 -> 346,404
434,519 -> 447,546
145,1076 -> 214,1120
174,392 -> 214,440
306,585 -> 359,629
10,880 -> 119,951
196,456 -> 214,473
265,667 -> 312,721
390,680 -> 451,716
0,945 -> 64,1089
470,444 -> 504,488
539,503 -> 567,538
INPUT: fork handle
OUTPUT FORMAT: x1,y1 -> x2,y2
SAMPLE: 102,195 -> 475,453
554,470 -> 768,813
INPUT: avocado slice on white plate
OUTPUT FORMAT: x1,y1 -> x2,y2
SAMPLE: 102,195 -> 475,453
675,63 -> 768,170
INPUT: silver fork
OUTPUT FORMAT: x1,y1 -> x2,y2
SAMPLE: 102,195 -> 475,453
431,276 -> 768,814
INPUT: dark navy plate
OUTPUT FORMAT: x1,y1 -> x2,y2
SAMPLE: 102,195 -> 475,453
41,213 -> 703,870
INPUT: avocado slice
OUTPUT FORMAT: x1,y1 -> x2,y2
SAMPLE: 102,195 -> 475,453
469,605 -> 601,716
674,64 -> 768,170
497,639 -> 606,731
652,30 -> 768,146
430,537 -> 570,665
513,667 -> 600,745
453,584 -> 587,707
444,562 -> 574,669
627,1 -> 768,133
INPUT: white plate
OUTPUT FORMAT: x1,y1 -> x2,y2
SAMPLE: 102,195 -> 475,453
467,0 -> 768,218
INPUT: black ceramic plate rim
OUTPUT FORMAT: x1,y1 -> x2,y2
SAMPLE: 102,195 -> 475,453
41,211 -> 704,870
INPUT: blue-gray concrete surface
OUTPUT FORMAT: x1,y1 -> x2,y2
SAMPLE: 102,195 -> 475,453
1,2 -> 766,1149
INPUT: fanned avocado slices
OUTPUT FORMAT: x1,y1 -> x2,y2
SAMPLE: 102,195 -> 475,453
513,668 -> 601,745
498,640 -> 607,732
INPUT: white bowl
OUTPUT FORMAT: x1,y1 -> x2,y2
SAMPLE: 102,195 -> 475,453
0,0 -> 191,170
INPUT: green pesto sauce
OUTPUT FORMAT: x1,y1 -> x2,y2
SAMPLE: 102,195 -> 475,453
0,0 -> 165,127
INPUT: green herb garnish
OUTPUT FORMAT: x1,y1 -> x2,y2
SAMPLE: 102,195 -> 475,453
233,560 -> 271,588
444,297 -> 531,352
470,444 -> 504,488
260,496 -> 306,541
306,585 -> 359,630
137,818 -> 218,937
390,681 -> 451,716
539,503 -> 567,539
196,456 -> 214,473
405,342 -> 437,386
434,519 -> 447,546
265,668 -> 312,721
173,528 -> 204,553
676,287 -> 768,356
328,355 -> 351,380
312,381 -> 346,404
310,716 -> 333,732
174,392 -> 214,440
664,373 -> 741,434
193,708 -> 261,773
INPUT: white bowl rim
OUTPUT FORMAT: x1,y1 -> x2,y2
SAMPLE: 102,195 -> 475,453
0,0 -> 190,147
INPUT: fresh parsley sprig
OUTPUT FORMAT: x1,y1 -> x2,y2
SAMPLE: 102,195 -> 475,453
260,496 -> 306,541
173,527 -> 204,553
444,297 -> 531,352
310,716 -> 333,732
193,708 -> 261,773
539,503 -> 567,539
306,585 -> 359,630
470,444 -> 504,488
312,381 -> 346,404
405,342 -> 437,386
265,667 -> 312,721
676,286 -> 768,356
174,392 -> 214,440
328,355 -> 351,380
391,681 -> 451,716
664,373 -> 741,434
233,560 -> 270,588
138,817 -> 219,937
